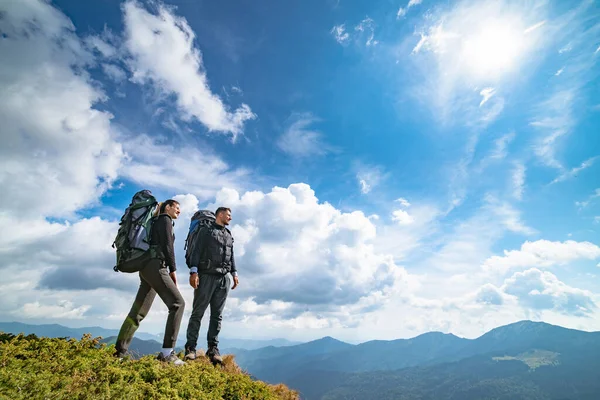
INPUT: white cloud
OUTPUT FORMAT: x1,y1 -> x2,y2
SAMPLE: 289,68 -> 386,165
524,20 -> 546,34
485,195 -> 536,235
550,156 -> 598,184
511,162 -> 526,201
359,180 -> 371,194
0,0 -> 124,219
101,63 -> 127,82
396,197 -> 411,207
20,300 -> 91,320
483,240 -> 600,275
392,209 -> 414,225
486,132 -> 515,163
502,268 -> 597,316
479,87 -> 495,106
474,283 -> 507,306
332,17 -> 379,48
356,164 -> 386,194
122,0 -> 256,140
354,17 -> 378,47
331,24 -> 350,45
530,2 -> 600,169
391,197 -> 414,225
199,183 -> 416,317
85,35 -> 118,59
397,0 -> 424,19
277,113 -> 329,157
575,188 -> 600,210
121,134 -> 250,200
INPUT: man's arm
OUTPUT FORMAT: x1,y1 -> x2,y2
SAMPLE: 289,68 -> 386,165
230,241 -> 238,289
230,247 -> 237,277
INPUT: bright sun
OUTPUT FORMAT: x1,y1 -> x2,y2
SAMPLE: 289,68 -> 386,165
461,20 -> 525,79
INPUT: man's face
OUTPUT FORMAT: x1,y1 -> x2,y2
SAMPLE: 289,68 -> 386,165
165,203 -> 181,220
217,210 -> 232,225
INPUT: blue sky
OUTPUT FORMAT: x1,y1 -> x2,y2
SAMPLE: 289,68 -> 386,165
0,0 -> 599,342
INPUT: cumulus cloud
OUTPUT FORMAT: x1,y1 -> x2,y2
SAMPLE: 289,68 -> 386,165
197,183 -> 414,316
0,213 -> 138,293
483,240 -> 600,275
122,0 -> 256,139
474,283 -> 506,306
502,268 -> 597,316
392,210 -> 414,225
0,0 -> 124,218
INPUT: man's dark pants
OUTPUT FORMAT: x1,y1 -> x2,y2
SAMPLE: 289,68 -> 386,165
185,273 -> 231,351
116,259 -> 185,355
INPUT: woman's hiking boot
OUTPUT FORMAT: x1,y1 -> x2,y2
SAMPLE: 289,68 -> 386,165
156,351 -> 186,366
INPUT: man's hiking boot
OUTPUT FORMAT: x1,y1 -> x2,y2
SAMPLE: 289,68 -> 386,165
184,348 -> 197,361
156,351 -> 186,366
206,346 -> 223,365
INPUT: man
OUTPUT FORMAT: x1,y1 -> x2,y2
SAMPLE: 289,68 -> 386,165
185,207 -> 239,365
115,199 -> 186,365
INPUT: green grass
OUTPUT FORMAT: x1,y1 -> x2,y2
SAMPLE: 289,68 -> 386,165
0,332 -> 298,400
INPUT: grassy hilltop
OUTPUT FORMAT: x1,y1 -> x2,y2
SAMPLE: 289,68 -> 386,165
0,332 -> 298,400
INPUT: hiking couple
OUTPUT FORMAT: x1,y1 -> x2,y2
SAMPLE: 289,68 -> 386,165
114,199 -> 238,366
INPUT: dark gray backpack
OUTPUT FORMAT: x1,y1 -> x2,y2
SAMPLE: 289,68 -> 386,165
184,210 -> 216,267
112,190 -> 159,273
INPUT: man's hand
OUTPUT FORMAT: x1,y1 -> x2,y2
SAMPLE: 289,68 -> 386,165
232,275 -> 239,290
169,271 -> 177,286
189,273 -> 199,289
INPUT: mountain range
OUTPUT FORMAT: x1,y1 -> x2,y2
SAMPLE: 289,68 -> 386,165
0,321 -> 299,351
229,320 -> 600,399
3,320 -> 600,399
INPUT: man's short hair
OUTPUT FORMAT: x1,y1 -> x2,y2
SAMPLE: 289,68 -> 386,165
215,207 -> 231,217
160,199 -> 180,213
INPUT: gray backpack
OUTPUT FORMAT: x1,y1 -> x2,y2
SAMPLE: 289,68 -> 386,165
184,210 -> 216,267
112,190 -> 159,273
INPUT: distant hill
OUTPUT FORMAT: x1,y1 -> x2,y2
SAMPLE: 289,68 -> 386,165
220,337 -> 301,350
229,320 -> 600,399
289,347 -> 600,399
233,336 -> 353,383
0,321 -> 158,342
0,321 -> 301,351
313,331 -> 469,372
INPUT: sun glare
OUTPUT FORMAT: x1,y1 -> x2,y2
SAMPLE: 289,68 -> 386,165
461,20 -> 524,79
